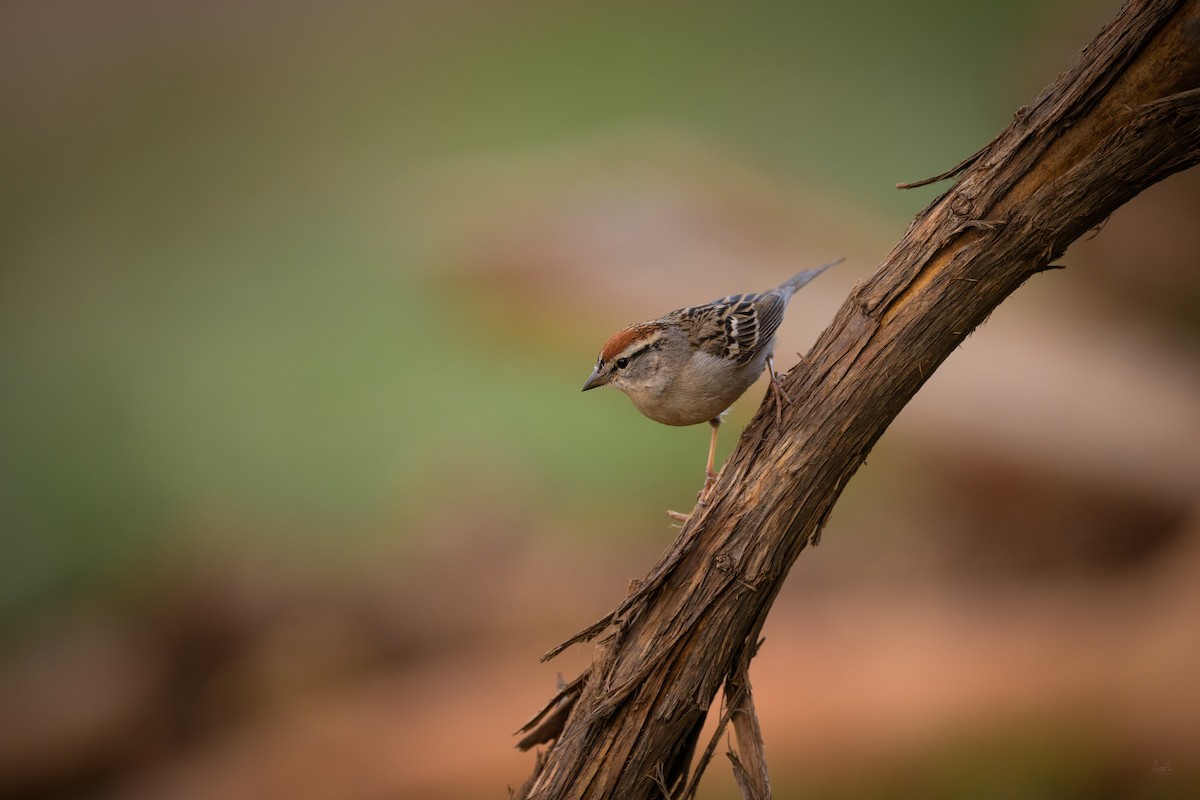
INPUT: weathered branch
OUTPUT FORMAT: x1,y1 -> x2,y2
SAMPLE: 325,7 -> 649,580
516,1 -> 1200,797
725,665 -> 769,800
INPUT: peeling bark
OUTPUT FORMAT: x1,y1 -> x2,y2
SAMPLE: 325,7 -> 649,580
515,2 -> 1200,797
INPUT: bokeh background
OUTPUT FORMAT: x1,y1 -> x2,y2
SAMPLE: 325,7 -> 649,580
2,1 -> 1199,798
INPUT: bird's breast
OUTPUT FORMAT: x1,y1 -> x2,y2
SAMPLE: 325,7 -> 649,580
626,351 -> 767,426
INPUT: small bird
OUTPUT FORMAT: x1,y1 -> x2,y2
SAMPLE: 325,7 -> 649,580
582,259 -> 843,518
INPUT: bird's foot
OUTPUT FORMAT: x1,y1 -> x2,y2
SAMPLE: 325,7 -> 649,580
666,497 -> 709,524
666,471 -> 720,523
768,370 -> 792,424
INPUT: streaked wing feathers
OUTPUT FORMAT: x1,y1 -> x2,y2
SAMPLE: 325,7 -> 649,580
675,291 -> 786,364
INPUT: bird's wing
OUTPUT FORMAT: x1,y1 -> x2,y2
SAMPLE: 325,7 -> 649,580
677,291 -> 786,364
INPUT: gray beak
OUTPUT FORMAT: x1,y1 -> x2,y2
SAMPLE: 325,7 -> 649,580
582,369 -> 606,391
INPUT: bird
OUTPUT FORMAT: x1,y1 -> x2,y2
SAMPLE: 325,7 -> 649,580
582,258 -> 843,519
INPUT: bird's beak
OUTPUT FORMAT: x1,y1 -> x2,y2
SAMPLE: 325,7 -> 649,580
582,369 -> 606,391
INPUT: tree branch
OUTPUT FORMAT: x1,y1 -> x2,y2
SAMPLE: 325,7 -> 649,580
515,1 -> 1200,797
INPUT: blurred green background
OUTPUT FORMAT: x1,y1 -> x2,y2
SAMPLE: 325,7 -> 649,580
0,0 -> 1091,624
3,1 -> 1199,798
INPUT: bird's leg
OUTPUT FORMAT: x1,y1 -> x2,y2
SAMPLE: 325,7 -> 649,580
766,354 -> 791,424
701,417 -> 721,499
666,417 -> 724,523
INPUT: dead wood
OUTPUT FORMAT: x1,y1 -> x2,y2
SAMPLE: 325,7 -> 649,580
515,1 -> 1200,797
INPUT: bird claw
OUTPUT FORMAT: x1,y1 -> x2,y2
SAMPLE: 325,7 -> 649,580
667,471 -> 719,523
770,371 -> 792,404
666,498 -> 708,524
769,372 -> 793,425
765,356 -> 792,425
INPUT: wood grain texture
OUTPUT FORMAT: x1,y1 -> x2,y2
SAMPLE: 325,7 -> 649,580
515,1 -> 1200,797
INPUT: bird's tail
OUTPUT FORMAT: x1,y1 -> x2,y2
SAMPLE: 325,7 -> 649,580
777,257 -> 845,299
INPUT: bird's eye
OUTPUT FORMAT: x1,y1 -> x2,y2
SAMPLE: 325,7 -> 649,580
616,357 -> 629,369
